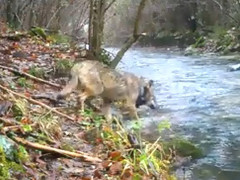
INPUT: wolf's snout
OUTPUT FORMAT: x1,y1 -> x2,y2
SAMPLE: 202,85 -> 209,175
148,99 -> 158,109
149,103 -> 156,109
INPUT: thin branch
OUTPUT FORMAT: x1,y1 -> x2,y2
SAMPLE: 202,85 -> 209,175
2,125 -> 23,133
0,84 -> 75,121
46,6 -> 62,29
0,64 -> 61,88
133,0 -> 147,36
104,0 -> 117,13
211,0 -> 223,10
12,136 -> 102,163
210,0 -> 240,25
14,12 -> 25,31
110,0 -> 148,68
0,117 -> 19,126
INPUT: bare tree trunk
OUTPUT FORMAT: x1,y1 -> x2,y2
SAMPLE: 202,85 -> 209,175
88,0 -> 118,59
91,0 -> 106,59
28,0 -> 35,28
88,0 -> 93,50
110,0 -> 148,68
210,0 -> 240,26
6,0 -> 20,29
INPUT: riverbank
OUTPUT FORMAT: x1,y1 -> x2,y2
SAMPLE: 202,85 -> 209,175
116,48 -> 240,180
0,29 -> 206,179
137,27 -> 240,59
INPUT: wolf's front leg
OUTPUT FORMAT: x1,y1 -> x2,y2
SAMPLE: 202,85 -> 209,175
129,107 -> 139,120
126,100 -> 140,120
77,92 -> 88,112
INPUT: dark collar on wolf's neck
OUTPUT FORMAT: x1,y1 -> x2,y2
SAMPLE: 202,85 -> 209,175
136,87 -> 146,108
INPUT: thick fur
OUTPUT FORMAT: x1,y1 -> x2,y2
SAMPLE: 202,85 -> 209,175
57,60 -> 156,120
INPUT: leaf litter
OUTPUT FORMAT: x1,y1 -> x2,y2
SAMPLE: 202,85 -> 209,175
0,30 -> 175,180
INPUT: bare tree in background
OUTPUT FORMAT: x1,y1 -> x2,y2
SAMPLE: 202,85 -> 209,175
110,0 -> 148,68
88,0 -> 117,59
0,0 -> 89,40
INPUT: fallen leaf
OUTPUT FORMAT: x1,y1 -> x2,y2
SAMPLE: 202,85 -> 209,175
102,160 -> 111,169
94,169 -> 102,179
0,49 -> 11,55
60,158 -> 73,168
109,162 -> 122,175
75,131 -> 86,139
80,177 -> 91,180
24,91 -> 31,97
12,51 -> 28,58
11,42 -> 20,50
109,150 -> 122,160
33,155 -> 46,169
95,137 -> 103,144
20,117 -> 32,124
31,53 -> 37,58
121,169 -> 133,180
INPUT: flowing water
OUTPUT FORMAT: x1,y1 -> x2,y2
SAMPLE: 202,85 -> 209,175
108,47 -> 240,180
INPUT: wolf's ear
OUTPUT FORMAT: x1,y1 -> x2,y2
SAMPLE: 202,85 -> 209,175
148,80 -> 154,87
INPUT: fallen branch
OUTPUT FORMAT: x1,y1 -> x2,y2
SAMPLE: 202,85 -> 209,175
12,136 -> 102,163
31,93 -> 59,103
2,125 -> 23,133
0,33 -> 28,41
0,84 -> 75,121
0,64 -> 61,88
0,117 -> 18,126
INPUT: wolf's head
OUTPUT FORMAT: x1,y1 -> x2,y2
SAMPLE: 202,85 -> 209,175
136,79 -> 157,109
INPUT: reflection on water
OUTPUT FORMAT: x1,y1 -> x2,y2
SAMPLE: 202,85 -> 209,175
108,47 -> 240,180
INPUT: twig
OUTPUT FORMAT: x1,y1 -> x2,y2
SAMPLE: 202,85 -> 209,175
46,6 -> 63,29
0,64 -> 61,88
104,0 -> 117,13
0,117 -> 19,126
31,93 -> 59,103
210,0 -> 240,25
2,125 -> 23,133
13,12 -> 25,31
12,136 -> 102,163
0,84 -> 75,121
0,118 -> 56,144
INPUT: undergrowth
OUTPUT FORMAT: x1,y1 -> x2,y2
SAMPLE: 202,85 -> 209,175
80,108 -> 176,179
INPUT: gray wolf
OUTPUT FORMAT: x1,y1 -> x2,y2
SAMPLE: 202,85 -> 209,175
57,60 -> 157,120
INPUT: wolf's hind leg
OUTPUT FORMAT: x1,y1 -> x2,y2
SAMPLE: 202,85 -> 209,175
101,99 -> 112,122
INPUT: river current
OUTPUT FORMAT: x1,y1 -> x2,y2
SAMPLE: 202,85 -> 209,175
108,47 -> 240,180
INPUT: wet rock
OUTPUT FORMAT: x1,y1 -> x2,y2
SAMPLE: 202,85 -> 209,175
0,101 -> 12,116
184,46 -> 200,56
172,155 -> 192,169
0,135 -> 16,161
227,64 -> 240,72
164,138 -> 204,160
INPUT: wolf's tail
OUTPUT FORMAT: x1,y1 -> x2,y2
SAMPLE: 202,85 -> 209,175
56,76 -> 78,99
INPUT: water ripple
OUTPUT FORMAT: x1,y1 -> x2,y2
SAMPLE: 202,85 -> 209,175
107,48 -> 240,180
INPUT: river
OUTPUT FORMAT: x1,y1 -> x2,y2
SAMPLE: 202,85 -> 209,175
108,47 -> 240,180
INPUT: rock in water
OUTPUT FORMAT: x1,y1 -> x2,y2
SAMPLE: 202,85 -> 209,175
227,64 -> 240,72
